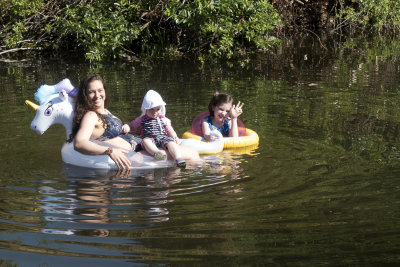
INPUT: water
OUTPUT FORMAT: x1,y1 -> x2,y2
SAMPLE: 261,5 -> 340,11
1,39 -> 400,266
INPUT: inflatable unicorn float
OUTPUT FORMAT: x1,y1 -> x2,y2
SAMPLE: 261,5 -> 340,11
25,78 -> 225,169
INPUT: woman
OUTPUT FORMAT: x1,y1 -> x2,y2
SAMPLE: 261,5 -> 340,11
68,74 -> 199,169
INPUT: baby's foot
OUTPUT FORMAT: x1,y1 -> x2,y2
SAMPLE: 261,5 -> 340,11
176,158 -> 186,168
154,152 -> 167,161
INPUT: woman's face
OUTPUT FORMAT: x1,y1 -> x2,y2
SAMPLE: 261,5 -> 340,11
87,80 -> 106,109
212,102 -> 232,123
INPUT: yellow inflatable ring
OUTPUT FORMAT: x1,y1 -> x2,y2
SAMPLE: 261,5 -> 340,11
182,128 -> 259,149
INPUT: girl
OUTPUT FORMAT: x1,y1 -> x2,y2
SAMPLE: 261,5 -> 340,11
202,92 -> 244,141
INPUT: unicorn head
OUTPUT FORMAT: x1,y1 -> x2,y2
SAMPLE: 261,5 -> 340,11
26,78 -> 77,139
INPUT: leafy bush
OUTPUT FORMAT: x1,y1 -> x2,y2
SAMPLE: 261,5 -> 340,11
0,0 -> 281,62
164,0 -> 281,60
337,0 -> 400,34
2,0 -> 400,62
62,1 -> 142,61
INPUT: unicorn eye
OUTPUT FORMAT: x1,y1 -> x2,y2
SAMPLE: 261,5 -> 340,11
44,106 -> 53,116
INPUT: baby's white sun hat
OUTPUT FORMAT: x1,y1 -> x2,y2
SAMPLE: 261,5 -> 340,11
141,90 -> 166,116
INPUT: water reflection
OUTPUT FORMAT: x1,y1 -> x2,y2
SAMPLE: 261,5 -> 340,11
35,152 -> 250,241
37,166 -> 175,238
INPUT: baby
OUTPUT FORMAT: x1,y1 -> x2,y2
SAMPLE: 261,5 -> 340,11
122,90 -> 186,168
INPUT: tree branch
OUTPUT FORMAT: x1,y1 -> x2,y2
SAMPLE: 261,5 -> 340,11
0,47 -> 37,55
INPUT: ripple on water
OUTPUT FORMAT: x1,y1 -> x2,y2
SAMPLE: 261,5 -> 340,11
0,151 -> 256,263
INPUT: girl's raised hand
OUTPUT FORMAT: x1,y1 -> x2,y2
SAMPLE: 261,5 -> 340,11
230,101 -> 244,119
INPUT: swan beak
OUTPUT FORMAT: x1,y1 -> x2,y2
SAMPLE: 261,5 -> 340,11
25,100 -> 39,111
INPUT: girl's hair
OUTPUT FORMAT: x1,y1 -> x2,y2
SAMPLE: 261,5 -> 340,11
208,92 -> 233,117
67,74 -> 108,142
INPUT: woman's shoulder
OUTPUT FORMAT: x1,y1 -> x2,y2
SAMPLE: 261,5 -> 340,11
83,110 -> 99,119
82,111 -> 104,124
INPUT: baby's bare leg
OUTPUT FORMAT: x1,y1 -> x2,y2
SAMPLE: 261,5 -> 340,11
142,138 -> 166,160
166,142 -> 186,167
165,142 -> 182,161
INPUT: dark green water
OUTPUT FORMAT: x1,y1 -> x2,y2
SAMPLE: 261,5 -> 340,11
1,39 -> 400,266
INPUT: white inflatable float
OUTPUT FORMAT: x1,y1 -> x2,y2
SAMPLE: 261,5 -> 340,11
179,130 -> 224,154
26,79 -> 222,169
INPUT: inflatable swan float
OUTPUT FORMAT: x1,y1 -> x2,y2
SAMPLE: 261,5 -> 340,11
25,79 -> 224,169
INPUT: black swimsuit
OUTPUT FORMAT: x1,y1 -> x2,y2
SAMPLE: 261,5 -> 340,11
97,113 -> 141,150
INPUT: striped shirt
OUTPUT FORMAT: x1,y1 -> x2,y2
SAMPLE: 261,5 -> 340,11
129,115 -> 172,138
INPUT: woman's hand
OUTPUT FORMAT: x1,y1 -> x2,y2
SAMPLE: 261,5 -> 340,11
108,148 -> 131,169
230,101 -> 244,119
114,168 -> 131,179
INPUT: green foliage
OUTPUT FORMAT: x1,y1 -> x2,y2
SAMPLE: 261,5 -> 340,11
164,0 -> 281,60
4,22 -> 25,47
2,0 -> 400,62
7,0 -> 44,18
0,0 -> 281,62
1,0 -> 43,47
337,0 -> 400,34
62,1 -> 142,61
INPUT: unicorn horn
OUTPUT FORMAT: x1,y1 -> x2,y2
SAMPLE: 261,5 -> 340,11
25,100 -> 39,111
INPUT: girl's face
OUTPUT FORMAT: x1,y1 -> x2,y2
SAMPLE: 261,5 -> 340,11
146,106 -> 162,118
212,102 -> 232,123
87,80 -> 106,110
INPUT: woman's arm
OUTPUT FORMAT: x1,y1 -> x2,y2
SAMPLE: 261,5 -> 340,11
74,111 -> 131,168
74,112 -> 105,154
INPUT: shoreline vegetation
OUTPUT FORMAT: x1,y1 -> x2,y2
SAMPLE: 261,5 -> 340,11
1,0 -> 400,63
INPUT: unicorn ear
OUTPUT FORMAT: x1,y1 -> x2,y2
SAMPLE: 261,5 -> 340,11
55,78 -> 78,98
59,90 -> 68,101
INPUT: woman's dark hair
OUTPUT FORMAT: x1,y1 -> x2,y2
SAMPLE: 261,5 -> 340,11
208,92 -> 233,117
67,74 -> 108,142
